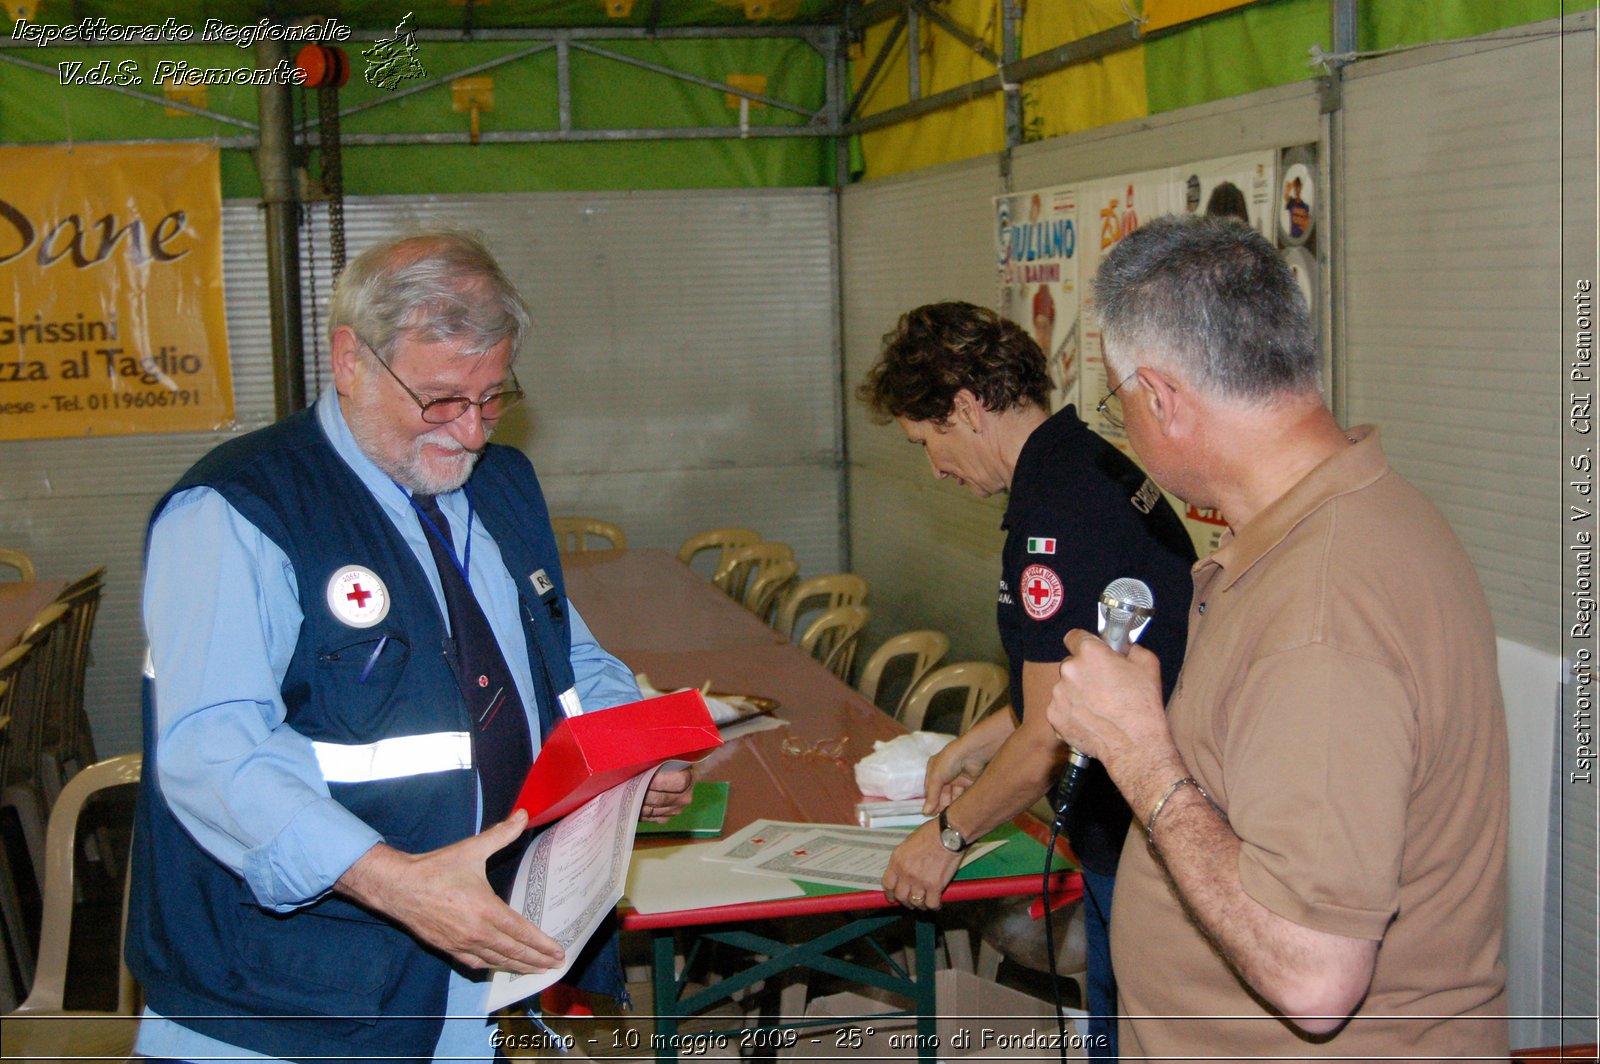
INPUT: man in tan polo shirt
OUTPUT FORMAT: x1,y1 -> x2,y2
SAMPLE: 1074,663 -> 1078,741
1046,214 -> 1509,1058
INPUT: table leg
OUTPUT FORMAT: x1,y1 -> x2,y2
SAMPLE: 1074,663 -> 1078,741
653,930 -> 678,1063
915,915 -> 937,1064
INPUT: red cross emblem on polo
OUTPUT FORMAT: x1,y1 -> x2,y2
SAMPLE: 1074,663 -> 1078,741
1020,563 -> 1064,621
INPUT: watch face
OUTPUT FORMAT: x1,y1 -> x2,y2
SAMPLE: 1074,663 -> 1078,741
938,810 -> 965,852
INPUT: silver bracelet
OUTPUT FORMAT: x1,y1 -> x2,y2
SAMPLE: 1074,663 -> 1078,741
1145,776 -> 1215,845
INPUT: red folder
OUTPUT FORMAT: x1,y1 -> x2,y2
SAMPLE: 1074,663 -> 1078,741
514,689 -> 723,827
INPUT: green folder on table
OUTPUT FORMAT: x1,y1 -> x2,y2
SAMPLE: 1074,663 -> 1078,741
635,781 -> 729,837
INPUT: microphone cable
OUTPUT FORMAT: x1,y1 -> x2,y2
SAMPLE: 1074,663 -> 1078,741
1042,809 -> 1073,1064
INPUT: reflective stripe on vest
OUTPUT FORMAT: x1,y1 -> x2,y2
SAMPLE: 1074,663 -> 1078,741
312,732 -> 473,783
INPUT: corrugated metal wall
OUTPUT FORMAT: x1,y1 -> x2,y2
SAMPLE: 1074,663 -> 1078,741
841,156 -> 1013,668
311,193 -> 843,575
1340,13 -> 1596,1047
1551,677 -> 1599,1046
1341,28 -> 1567,655
2,188 -> 841,758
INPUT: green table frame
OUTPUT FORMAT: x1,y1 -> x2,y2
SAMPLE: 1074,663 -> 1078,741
625,865 -> 1080,1064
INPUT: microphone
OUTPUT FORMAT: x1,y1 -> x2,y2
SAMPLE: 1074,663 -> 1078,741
1052,577 -> 1154,830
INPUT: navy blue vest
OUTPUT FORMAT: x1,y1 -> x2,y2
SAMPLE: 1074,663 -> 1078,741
126,408 -> 620,1062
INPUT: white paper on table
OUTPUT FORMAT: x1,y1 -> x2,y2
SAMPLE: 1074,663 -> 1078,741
706,818 -> 904,864
623,843 -> 807,915
716,713 -> 789,740
727,828 -> 1001,892
485,768 -> 653,1011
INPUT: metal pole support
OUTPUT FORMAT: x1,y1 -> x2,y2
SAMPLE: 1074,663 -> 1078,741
257,36 -> 306,419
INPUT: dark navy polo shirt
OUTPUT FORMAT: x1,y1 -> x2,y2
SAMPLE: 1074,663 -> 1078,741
997,405 -> 1196,874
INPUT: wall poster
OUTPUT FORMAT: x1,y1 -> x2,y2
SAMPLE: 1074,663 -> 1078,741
997,151 -> 1279,556
0,144 -> 234,441
996,184 -> 1081,412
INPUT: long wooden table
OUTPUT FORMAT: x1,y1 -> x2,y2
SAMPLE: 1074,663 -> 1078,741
0,580 -> 67,652
563,549 -> 1077,1061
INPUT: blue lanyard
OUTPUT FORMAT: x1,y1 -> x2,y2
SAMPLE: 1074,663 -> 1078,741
403,483 -> 475,589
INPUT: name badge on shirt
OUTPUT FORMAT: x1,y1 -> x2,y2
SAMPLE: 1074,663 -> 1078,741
530,568 -> 563,623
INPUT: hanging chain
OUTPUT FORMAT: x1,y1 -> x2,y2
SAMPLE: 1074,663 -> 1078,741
319,82 -> 346,279
303,197 -> 322,395
293,82 -> 322,396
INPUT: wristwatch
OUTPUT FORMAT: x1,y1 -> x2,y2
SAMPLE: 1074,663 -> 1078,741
938,808 -> 970,854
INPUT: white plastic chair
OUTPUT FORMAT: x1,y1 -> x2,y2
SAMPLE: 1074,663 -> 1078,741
773,573 -> 869,643
897,661 -> 1009,733
856,630 -> 949,716
798,604 -> 870,682
712,543 -> 794,605
4,753 -> 142,1058
550,516 -> 627,553
745,559 -> 799,625
0,548 -> 35,582
676,527 -> 762,579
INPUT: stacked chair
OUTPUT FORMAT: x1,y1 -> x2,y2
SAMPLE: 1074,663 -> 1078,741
712,542 -> 795,609
0,646 -> 36,1008
744,559 -> 799,626
3,605 -> 73,889
773,574 -> 869,644
0,566 -> 108,1012
798,604 -> 871,682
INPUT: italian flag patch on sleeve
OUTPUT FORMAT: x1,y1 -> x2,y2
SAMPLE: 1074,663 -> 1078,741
1026,537 -> 1057,555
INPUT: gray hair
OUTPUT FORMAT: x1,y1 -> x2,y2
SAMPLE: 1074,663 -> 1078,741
1092,214 -> 1319,400
328,231 -> 531,363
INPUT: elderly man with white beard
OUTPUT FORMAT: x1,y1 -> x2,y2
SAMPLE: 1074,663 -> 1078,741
126,232 -> 693,1063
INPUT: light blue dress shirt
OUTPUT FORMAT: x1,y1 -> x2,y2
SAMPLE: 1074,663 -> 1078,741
136,389 -> 639,1062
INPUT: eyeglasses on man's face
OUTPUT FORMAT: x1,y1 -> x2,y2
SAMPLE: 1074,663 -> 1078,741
362,339 -> 524,425
1096,373 -> 1132,431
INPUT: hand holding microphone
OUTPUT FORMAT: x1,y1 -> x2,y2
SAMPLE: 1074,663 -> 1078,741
1051,577 -> 1154,829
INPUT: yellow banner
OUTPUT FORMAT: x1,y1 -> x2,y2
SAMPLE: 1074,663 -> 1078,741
1141,0 -> 1257,34
0,144 -> 233,440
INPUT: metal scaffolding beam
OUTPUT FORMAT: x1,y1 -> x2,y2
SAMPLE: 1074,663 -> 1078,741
1,1 -> 1290,176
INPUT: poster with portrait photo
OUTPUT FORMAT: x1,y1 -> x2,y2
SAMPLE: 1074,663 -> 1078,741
995,184 -> 1081,412
1178,150 -> 1278,242
1279,160 -> 1316,246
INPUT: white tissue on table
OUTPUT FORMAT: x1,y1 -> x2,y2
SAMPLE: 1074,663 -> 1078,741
635,673 -> 743,725
852,730 -> 956,801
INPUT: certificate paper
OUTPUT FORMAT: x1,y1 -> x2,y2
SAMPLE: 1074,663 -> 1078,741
624,843 -> 806,915
728,827 -> 1002,892
707,818 -> 901,864
486,769 -> 653,1011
